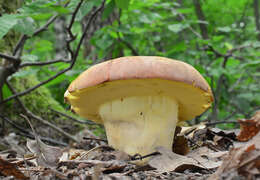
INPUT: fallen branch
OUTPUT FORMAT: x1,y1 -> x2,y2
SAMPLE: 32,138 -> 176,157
205,121 -> 238,126
0,115 -> 67,146
83,137 -> 108,143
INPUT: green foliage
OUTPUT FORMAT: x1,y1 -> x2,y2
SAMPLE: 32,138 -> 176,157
0,14 -> 19,39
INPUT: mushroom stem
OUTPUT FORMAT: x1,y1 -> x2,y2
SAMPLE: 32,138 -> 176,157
99,95 -> 178,162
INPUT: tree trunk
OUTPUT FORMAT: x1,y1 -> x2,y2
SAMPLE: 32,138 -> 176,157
0,0 -> 22,112
254,0 -> 260,41
193,0 -> 209,39
54,16 -> 68,59
81,7 -> 119,61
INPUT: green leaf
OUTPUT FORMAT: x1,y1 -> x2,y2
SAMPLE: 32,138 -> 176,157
49,5 -> 70,14
21,54 -> 39,62
0,14 -> 19,39
2,84 -> 12,100
226,58 -> 240,68
115,0 -> 130,9
224,42 -> 233,50
176,8 -> 193,14
217,26 -> 231,33
13,17 -> 36,36
168,24 -> 188,33
241,61 -> 260,68
13,69 -> 39,78
102,0 -> 116,20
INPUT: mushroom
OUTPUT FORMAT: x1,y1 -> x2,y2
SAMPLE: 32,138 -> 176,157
64,56 -> 213,163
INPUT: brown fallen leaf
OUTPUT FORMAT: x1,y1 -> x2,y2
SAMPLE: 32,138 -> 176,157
187,146 -> 226,169
237,110 -> 260,142
0,156 -> 29,180
22,114 -> 63,168
209,132 -> 260,180
172,126 -> 189,155
148,146 -> 205,173
27,139 -> 63,167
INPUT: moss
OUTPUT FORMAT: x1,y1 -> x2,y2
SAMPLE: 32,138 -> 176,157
9,74 -> 65,116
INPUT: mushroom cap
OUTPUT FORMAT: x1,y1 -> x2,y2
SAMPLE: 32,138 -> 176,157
65,56 -> 213,123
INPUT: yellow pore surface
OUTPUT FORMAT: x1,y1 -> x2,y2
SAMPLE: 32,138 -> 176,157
66,78 -> 213,123
99,95 -> 178,157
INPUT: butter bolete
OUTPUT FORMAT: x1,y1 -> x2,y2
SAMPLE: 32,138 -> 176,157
64,56 -> 213,162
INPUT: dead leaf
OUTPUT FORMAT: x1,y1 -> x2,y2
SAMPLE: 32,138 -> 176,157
172,126 -> 189,155
22,114 -> 63,168
0,156 -> 29,180
187,146 -> 226,169
148,146 -> 205,173
179,123 -> 207,137
209,132 -> 260,180
237,110 -> 260,142
27,139 -> 63,168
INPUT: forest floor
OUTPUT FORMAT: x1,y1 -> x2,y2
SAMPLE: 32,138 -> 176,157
0,111 -> 259,180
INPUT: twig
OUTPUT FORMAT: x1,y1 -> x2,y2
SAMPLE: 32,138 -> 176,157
0,115 -> 67,146
83,137 -> 108,143
130,152 -> 159,161
19,59 -> 70,68
118,38 -> 139,56
204,45 -> 225,58
67,0 -> 84,33
116,17 -> 139,55
72,0 -> 105,63
79,145 -> 113,160
4,81 -> 78,142
33,15 -> 58,36
13,35 -> 28,56
50,108 -> 95,125
228,70 -> 246,93
205,121 -> 238,126
173,8 -> 202,39
66,0 -> 84,57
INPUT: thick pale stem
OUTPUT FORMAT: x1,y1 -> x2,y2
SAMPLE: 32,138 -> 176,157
99,95 -> 178,160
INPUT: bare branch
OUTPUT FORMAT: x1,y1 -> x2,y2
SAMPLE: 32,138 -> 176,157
66,0 -> 85,58
13,35 -> 28,57
20,59 -> 70,68
33,15 -> 58,36
228,44 -> 252,54
0,53 -> 20,63
67,0 -> 84,31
